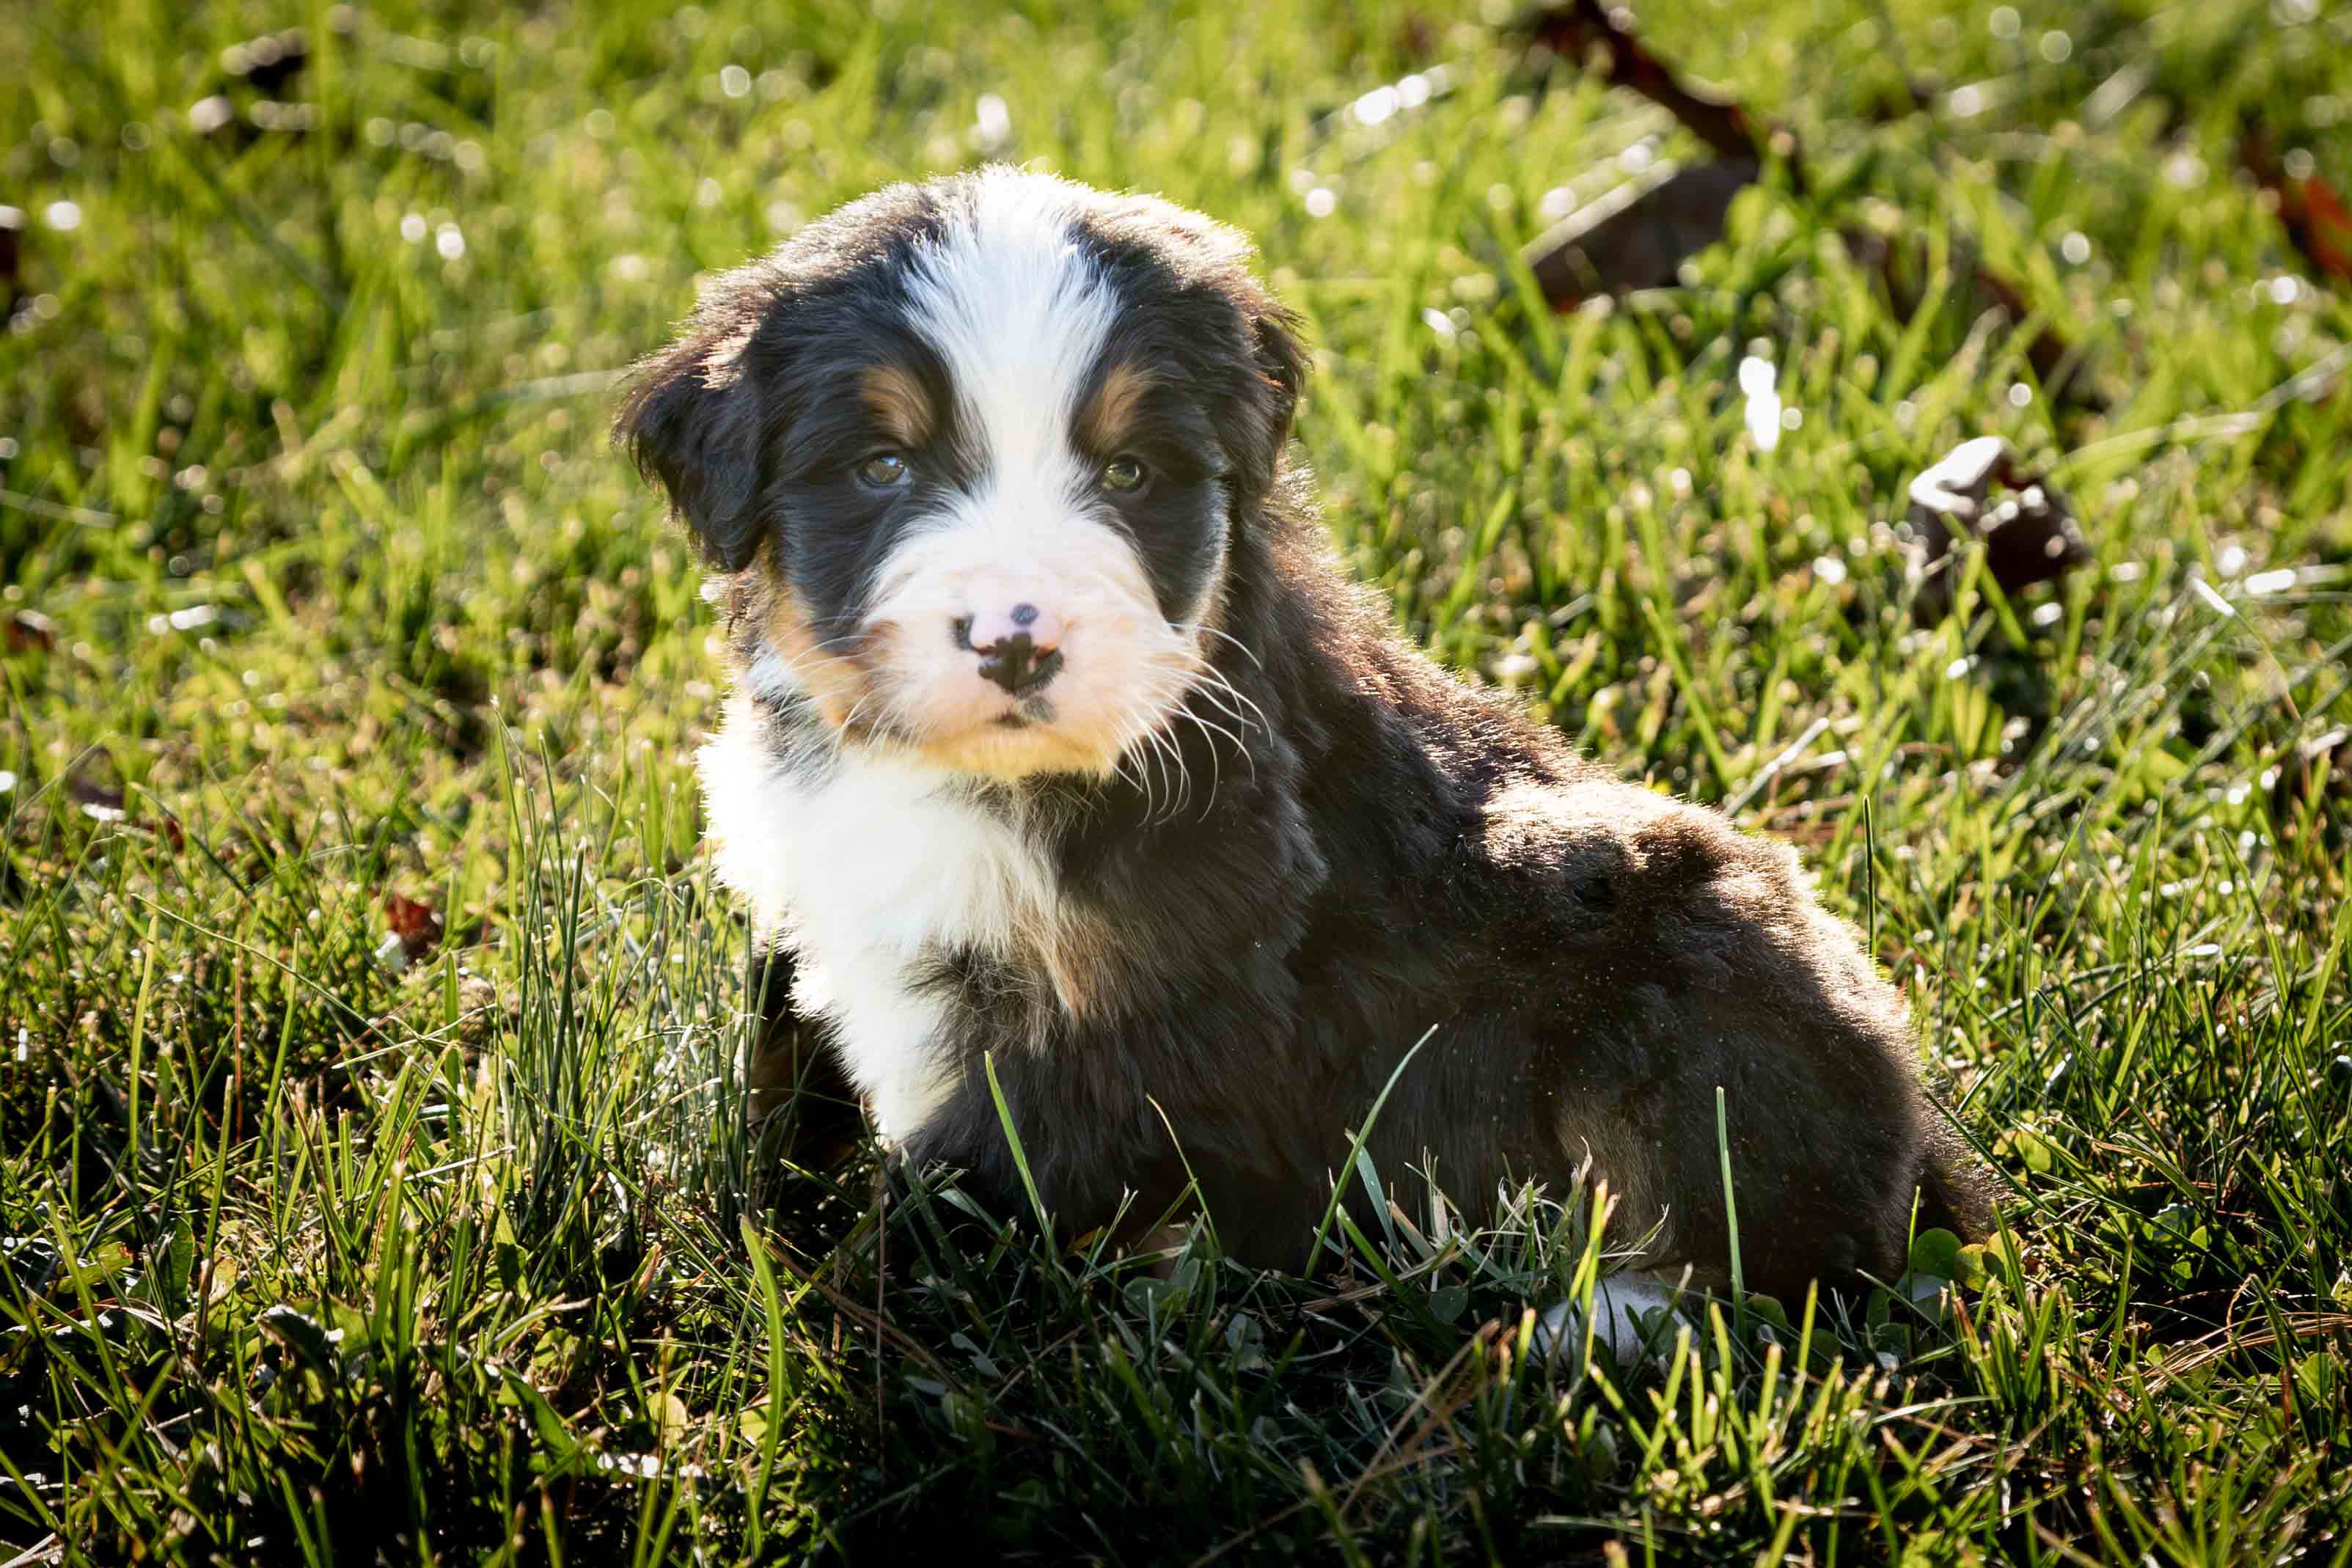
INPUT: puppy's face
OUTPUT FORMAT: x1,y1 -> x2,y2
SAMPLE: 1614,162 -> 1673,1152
620,170 -> 1303,781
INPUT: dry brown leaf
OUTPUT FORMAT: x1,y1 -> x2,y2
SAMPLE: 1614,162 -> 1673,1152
1904,436 -> 2089,623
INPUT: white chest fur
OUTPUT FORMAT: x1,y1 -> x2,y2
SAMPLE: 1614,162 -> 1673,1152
697,698 -> 1062,1137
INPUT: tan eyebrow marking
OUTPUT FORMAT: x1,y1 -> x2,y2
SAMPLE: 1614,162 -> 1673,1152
1076,360 -> 1152,454
859,362 -> 937,447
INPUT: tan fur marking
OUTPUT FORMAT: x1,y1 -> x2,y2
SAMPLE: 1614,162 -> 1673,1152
1026,906 -> 1118,1023
860,363 -> 937,448
748,568 -> 870,729
1076,360 -> 1152,455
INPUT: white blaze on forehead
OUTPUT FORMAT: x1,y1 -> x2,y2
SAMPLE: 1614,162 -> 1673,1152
849,169 -> 1198,783
904,170 -> 1120,493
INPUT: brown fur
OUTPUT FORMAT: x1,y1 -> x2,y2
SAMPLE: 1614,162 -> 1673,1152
858,362 -> 938,449
1074,361 -> 1154,456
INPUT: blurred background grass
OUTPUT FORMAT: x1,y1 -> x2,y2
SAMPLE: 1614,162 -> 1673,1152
3,1 -> 2351,1562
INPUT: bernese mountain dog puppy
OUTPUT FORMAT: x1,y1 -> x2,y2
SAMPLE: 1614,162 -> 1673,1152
618,168 -> 1989,1301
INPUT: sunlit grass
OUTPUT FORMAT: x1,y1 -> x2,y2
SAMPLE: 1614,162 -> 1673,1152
3,0 -> 2350,1561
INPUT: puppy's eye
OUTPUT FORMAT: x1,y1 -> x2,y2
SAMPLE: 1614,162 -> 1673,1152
856,453 -> 910,488
1100,455 -> 1148,494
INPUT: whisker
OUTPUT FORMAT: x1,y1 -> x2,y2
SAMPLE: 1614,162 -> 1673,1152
833,690 -> 889,752
1191,667 -> 1274,739
1143,721 -> 1187,824
1182,708 -> 1256,784
748,631 -> 868,682
1181,707 -> 1226,817
1191,685 -> 1266,750
1192,623 -> 1266,670
1109,700 -> 1165,821
1128,692 -> 1193,824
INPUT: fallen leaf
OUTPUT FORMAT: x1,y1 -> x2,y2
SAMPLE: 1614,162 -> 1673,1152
188,96 -> 238,138
1903,436 -> 2089,623
1519,0 -> 1769,163
223,29 -> 309,94
0,202 -> 21,314
191,32 -> 315,145
56,773 -> 183,849
1512,1 -> 2104,406
1514,1 -> 1773,309
6,609 -> 56,652
2242,120 -> 2352,285
66,776 -> 127,823
380,893 -> 443,968
1525,158 -> 1758,306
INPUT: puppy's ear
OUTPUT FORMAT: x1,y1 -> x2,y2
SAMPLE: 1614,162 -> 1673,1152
615,283 -> 778,571
1253,306 -> 1307,428
1224,304 -> 1308,494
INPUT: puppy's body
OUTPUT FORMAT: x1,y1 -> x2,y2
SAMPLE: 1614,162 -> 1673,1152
623,169 -> 1985,1295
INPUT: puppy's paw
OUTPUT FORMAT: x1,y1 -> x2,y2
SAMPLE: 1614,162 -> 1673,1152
1534,1271 -> 1688,1369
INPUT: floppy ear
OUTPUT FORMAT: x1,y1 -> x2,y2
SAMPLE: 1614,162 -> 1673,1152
1253,306 -> 1305,447
614,281 -> 779,572
1223,303 -> 1307,494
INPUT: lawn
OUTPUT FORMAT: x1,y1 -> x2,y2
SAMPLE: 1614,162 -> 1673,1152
4,0 -> 2351,1561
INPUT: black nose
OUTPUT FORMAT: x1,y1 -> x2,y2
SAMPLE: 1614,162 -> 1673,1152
975,630 -> 1062,695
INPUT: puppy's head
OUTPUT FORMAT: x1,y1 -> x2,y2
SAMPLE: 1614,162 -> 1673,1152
620,168 -> 1303,781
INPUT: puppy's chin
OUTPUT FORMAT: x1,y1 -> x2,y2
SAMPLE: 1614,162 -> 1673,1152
847,656 -> 1194,783
908,717 -> 1135,782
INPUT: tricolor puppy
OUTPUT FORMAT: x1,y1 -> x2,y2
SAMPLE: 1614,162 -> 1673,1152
619,169 -> 1988,1297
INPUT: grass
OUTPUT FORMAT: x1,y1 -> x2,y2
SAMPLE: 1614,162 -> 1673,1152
3,0 -> 2351,1560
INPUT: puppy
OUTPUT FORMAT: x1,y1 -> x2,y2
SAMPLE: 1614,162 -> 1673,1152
618,168 -> 1988,1297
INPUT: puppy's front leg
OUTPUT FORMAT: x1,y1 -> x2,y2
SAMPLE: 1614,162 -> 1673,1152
744,948 -> 865,1174
896,1054 -> 1183,1257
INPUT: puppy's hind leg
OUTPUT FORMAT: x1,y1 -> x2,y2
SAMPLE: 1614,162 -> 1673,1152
1911,1116 -> 1996,1243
